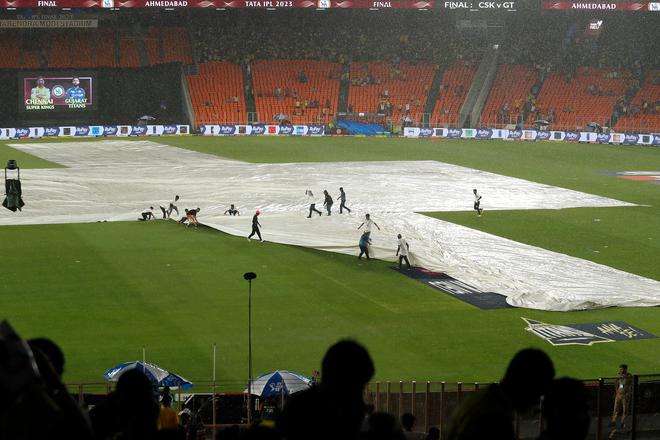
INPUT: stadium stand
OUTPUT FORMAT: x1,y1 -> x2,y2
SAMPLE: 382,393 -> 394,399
530,67 -> 630,131
187,61 -> 246,125
480,64 -> 539,128
615,70 -> 660,133
252,60 -> 341,125
431,61 -> 477,127
347,61 -> 436,125
146,27 -> 193,66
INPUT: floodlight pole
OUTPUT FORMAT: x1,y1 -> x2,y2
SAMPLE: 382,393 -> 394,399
244,272 -> 257,425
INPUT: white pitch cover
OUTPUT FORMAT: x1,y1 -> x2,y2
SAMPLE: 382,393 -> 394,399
2,140 -> 659,311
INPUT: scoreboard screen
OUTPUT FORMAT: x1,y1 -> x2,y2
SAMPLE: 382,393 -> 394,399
20,72 -> 96,112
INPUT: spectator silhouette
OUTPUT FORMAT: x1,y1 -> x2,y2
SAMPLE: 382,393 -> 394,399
401,412 -> 425,439
445,348 -> 555,440
538,378 -> 589,440
426,427 -> 440,440
90,368 -> 160,440
361,411 -> 405,440
278,339 -> 375,440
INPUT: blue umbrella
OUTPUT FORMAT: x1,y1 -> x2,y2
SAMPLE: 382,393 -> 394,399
103,361 -> 193,390
244,370 -> 312,397
273,113 -> 289,121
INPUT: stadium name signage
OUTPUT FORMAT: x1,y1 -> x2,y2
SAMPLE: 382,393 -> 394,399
0,18 -> 98,27
0,0 -> 436,8
542,1 -> 652,11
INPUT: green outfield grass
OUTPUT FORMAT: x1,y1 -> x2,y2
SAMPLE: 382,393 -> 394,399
1,136 -> 659,389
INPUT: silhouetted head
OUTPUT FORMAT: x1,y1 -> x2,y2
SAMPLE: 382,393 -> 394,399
364,412 -> 405,440
427,427 -> 440,440
501,348 -> 555,412
473,189 -> 477,194
397,234 -> 402,239
541,378 -> 589,440
28,338 -> 64,377
401,413 -> 415,431
321,339 -> 374,393
365,214 -> 370,219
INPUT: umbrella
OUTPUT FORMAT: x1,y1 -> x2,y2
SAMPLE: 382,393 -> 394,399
244,370 -> 312,397
399,116 -> 414,123
534,119 -> 549,126
139,115 -> 156,121
273,113 -> 289,121
586,121 -> 601,128
103,361 -> 193,390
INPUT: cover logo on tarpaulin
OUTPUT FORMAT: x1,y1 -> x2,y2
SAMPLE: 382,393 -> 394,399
536,130 -> 551,140
44,127 -> 59,136
523,318 -> 656,346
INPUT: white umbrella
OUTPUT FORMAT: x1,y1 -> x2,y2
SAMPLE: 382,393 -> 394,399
244,370 -> 312,397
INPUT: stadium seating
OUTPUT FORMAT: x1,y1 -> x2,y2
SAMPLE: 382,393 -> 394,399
145,27 -> 193,66
480,64 -> 538,128
347,62 -> 436,124
0,32 -> 36,69
187,61 -> 246,125
615,70 -> 660,133
530,67 -> 629,131
251,60 -> 341,125
431,61 -> 477,127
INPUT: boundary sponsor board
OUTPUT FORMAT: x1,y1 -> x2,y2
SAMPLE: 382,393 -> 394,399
201,124 -> 324,136
0,124 -> 190,139
395,266 -> 512,310
523,318 -> 656,346
402,127 -> 659,147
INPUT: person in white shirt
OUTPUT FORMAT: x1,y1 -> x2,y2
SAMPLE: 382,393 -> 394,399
305,190 -> 322,218
396,234 -> 411,269
473,189 -> 483,216
358,213 -> 380,233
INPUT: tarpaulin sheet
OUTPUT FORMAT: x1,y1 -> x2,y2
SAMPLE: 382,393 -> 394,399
2,140 -> 659,311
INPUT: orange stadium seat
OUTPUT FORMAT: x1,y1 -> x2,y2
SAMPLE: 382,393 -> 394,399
251,60 -> 341,125
530,66 -> 628,131
615,70 -> 660,133
187,61 -> 246,125
347,61 -> 435,125
146,27 -> 193,66
480,64 -> 538,128
431,61 -> 477,127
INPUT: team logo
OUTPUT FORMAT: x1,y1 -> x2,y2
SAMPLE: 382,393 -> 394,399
44,127 -> 59,136
15,128 -> 30,138
103,126 -> 118,135
446,128 -> 462,138
508,130 -> 522,139
596,133 -> 610,143
536,130 -> 551,140
650,2 -> 660,11
251,125 -> 266,135
564,131 -> 580,141
279,125 -> 294,135
624,133 -> 639,144
52,85 -> 65,98
75,126 -> 89,136
162,125 -> 178,135
317,0 -> 330,7
476,129 -> 492,139
308,125 -> 324,135
419,128 -> 433,138
523,318 -> 655,346
131,125 -> 147,136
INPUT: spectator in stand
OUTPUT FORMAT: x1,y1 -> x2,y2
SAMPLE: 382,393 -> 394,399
538,378 -> 589,440
157,394 -> 179,431
401,413 -> 425,440
444,348 -> 555,440
278,339 -> 375,440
